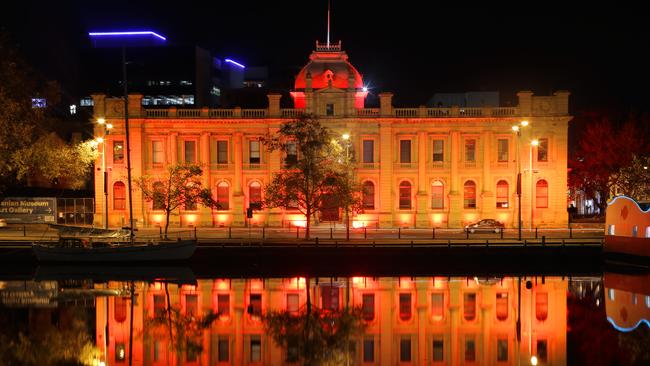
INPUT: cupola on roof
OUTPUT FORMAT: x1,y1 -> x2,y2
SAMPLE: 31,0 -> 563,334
294,41 -> 363,90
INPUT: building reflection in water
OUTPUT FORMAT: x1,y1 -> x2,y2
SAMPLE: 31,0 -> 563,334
95,276 -> 567,365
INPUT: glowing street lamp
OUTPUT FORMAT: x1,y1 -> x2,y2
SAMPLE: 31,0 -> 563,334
530,355 -> 539,365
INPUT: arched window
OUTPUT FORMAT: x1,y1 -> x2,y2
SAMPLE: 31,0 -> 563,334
399,181 -> 412,210
152,182 -> 165,210
431,181 -> 444,209
535,292 -> 548,321
217,182 -> 229,210
496,180 -> 509,208
362,181 -> 375,209
114,297 -> 127,323
249,182 -> 262,209
113,182 -> 126,210
463,181 -> 476,209
536,180 -> 548,208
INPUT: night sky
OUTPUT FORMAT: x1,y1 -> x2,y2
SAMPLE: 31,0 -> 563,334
2,2 -> 649,113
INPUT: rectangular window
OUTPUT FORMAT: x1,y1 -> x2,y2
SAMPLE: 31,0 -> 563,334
433,139 -> 444,162
465,338 -> 476,362
363,140 -> 374,163
536,292 -> 548,320
217,294 -> 230,317
465,139 -> 476,161
431,183 -> 444,209
433,339 -> 444,362
363,338 -> 374,363
286,142 -> 297,166
498,139 -> 509,162
537,138 -> 548,162
287,293 -> 299,315
464,293 -> 476,321
321,285 -> 339,311
399,293 -> 412,321
496,292 -> 508,321
113,141 -> 124,163
250,337 -> 261,362
152,140 -> 164,164
431,293 -> 444,321
400,139 -> 411,163
250,140 -> 260,164
497,338 -> 508,361
185,294 -> 198,316
218,337 -> 229,362
249,294 -> 262,317
217,140 -> 228,164
184,140 -> 196,163
326,103 -> 334,116
537,339 -> 548,362
287,339 -> 299,363
362,294 -> 375,321
400,338 -> 412,362
153,294 -> 166,316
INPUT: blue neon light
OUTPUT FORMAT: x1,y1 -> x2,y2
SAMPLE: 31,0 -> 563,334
607,316 -> 650,332
225,59 -> 245,68
88,31 -> 167,41
607,195 -> 650,212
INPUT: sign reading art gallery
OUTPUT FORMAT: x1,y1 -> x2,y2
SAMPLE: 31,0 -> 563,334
0,197 -> 57,223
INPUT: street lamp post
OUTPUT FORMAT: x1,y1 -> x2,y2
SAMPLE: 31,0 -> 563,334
512,121 -> 529,241
96,119 -> 113,229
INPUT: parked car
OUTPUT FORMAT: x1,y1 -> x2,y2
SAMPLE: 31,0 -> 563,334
0,218 -> 7,228
465,219 -> 504,233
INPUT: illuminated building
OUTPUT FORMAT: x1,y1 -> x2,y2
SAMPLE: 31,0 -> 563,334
92,40 -> 571,229
95,276 -> 567,365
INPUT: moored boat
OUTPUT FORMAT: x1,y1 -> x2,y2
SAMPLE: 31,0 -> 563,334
32,237 -> 197,262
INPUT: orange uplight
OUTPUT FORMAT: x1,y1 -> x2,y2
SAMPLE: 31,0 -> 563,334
292,220 -> 307,228
153,214 -> 164,224
399,214 -> 412,226
431,213 -> 444,225
182,284 -> 197,292
286,277 -> 306,290
433,277 -> 447,289
464,213 -> 479,223
352,276 -> 365,286
152,282 -> 163,291
216,214 -> 229,225
214,279 -> 230,291
497,212 -> 509,224
185,214 -> 197,223
352,220 -> 366,229
250,279 -> 264,291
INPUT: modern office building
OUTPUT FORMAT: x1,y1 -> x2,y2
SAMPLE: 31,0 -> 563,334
91,40 -> 571,229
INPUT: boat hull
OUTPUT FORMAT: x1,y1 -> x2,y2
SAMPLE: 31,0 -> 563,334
33,240 -> 197,262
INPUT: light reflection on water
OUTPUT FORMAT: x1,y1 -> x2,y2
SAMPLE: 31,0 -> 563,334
0,273 -> 648,365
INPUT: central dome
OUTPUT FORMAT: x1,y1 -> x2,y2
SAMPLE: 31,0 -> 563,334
294,41 -> 363,90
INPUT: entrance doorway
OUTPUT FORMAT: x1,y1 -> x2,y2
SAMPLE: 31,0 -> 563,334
320,194 -> 340,222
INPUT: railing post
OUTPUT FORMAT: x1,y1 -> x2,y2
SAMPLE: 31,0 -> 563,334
398,227 -> 401,239
296,226 -> 300,239
466,229 -> 469,239
194,226 -> 197,240
535,227 -> 538,239
570,227 -> 573,239
315,237 -> 319,246
228,226 -> 232,239
330,228 -> 333,239
432,227 -> 436,240
262,226 -> 265,239
364,226 -> 367,239
500,227 -> 504,239
23,225 -> 26,237
542,236 -> 546,246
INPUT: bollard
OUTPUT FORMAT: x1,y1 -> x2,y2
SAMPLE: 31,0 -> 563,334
229,226 -> 232,239
194,226 -> 197,240
23,225 -> 26,237
432,227 -> 436,240
570,227 -> 573,239
330,228 -> 333,239
410,240 -> 413,247
364,226 -> 367,239
500,227 -> 504,239
296,226 -> 300,239
159,226 -> 163,240
542,236 -> 546,246
398,227 -> 402,239
535,227 -> 538,239
262,226 -> 265,239
466,229 -> 469,239
315,237 -> 319,246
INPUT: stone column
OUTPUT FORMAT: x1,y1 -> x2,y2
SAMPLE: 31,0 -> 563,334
449,281 -> 461,366
416,279 -> 428,365
379,123 -> 394,227
232,132 -> 244,226
379,278 -> 394,366
416,131 -> 429,227
170,133 -> 178,165
449,131 -> 462,227
232,281 -> 245,366
481,131 -> 495,220
267,127 -> 283,227
200,132 -> 212,226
